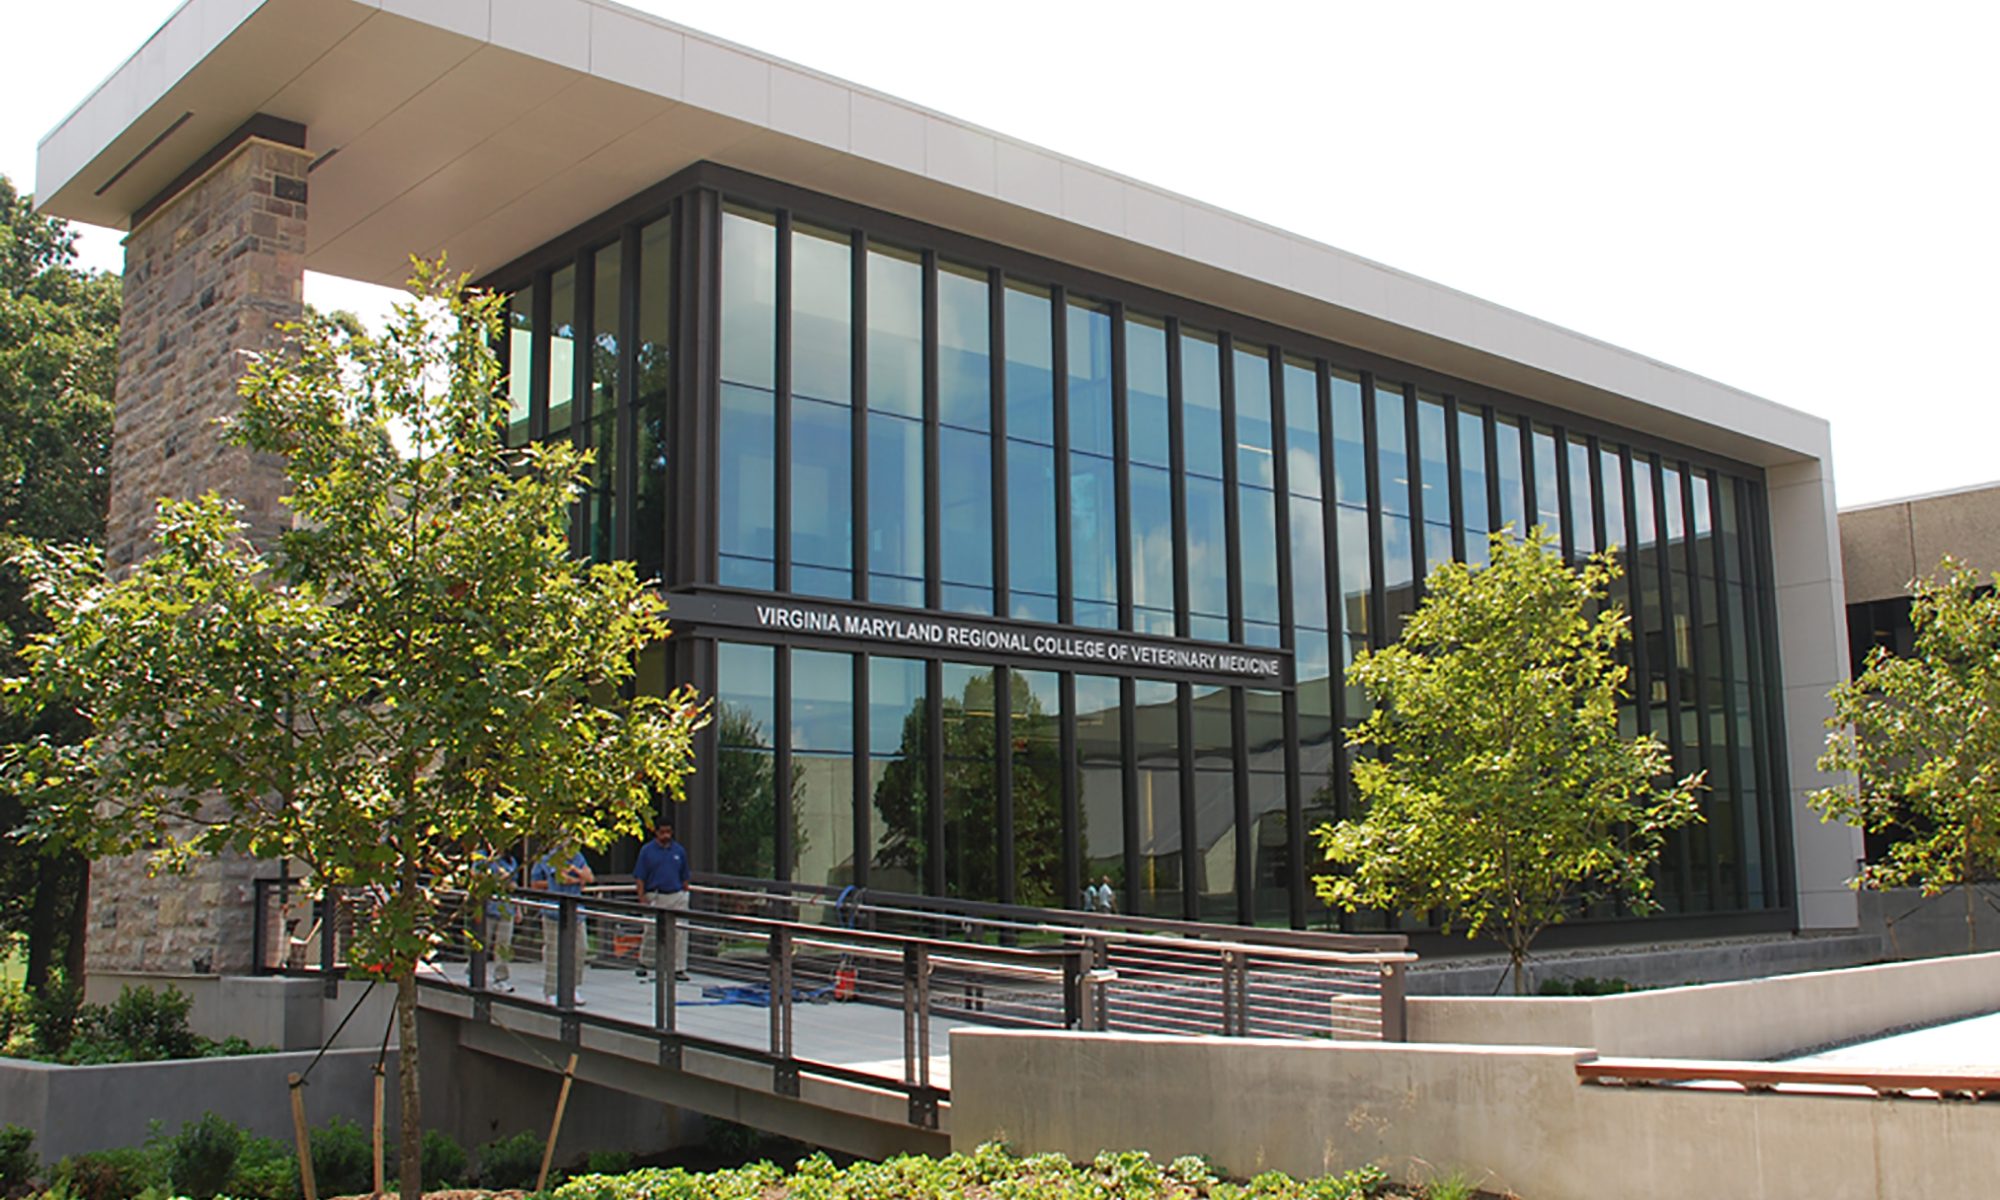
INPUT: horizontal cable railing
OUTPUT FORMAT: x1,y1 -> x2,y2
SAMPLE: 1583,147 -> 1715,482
252,874 -> 1415,1129
1577,1057 -> 2000,1099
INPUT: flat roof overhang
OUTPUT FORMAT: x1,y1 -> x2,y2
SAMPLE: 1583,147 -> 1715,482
38,0 -> 1831,472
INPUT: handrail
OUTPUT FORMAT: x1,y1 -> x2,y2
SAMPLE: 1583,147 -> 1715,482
1577,1057 -> 2000,1098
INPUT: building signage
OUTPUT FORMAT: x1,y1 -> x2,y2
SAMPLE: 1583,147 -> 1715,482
667,590 -> 1290,685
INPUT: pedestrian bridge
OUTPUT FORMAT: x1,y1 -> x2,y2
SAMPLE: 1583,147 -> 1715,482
255,879 -> 1413,1156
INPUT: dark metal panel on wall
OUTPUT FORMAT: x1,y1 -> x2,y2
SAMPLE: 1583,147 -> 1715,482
924,659 -> 946,896
1554,424 -> 1575,560
995,666 -> 1016,905
529,271 -> 552,443
852,650 -> 871,888
1230,687 -> 1252,925
1059,672 -> 1081,910
773,647 -> 794,881
1444,395 -> 1465,564
1118,676 -> 1140,915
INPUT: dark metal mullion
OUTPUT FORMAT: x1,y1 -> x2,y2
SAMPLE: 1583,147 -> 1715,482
852,652 -> 871,888
851,232 -> 869,601
1443,396 -> 1465,563
1649,455 -> 1692,908
529,269 -> 552,443
989,269 -> 1008,613
1052,287 -> 1074,625
1119,677 -> 1140,916
1621,447 -> 1651,739
922,252 -> 941,609
925,660 -> 946,896
1317,362 -> 1348,856
570,250 -> 594,554
1680,465 -> 1721,911
995,667 -> 1015,905
1403,387 -> 1425,593
774,648 -> 794,881
1167,321 -> 1190,639
616,228 -> 642,565
1519,419 -> 1539,540
1554,425 -> 1576,560
1269,353 -> 1302,928
1748,481 -> 1796,913
1221,687 -> 1247,924
1588,434 -> 1608,554
1483,407 -> 1502,538
1708,478 -> 1750,911
1111,304 -> 1133,630
1059,673 -> 1081,910
1175,682 -> 1198,921
1362,373 -> 1386,650
774,211 -> 794,594
674,189 -> 720,591
1219,334 -> 1244,642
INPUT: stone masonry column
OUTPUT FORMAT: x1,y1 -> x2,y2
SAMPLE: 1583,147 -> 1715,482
87,127 -> 308,976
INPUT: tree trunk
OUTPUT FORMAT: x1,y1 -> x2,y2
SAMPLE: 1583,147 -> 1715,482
1968,880 -> 1978,954
62,858 -> 88,987
25,855 -> 58,992
1509,946 -> 1528,996
396,970 -> 422,1200
26,851 -> 87,993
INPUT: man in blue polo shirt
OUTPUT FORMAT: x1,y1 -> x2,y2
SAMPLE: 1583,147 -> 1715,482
633,819 -> 691,981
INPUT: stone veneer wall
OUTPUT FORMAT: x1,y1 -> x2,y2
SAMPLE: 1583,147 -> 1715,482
87,136 -> 308,976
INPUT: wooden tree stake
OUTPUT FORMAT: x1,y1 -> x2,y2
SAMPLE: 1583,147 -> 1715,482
536,1054 -> 580,1193
289,1073 -> 319,1200
372,1062 -> 386,1198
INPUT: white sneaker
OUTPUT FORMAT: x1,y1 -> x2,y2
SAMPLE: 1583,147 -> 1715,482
574,993 -> 589,1008
544,994 -> 559,1005
489,981 -> 515,994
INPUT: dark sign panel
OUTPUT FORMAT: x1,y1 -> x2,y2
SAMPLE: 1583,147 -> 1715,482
667,589 -> 1290,686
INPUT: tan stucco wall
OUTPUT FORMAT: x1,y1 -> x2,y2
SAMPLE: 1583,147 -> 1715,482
1841,483 -> 2000,604
1407,951 -> 2000,1060
950,1029 -> 2000,1199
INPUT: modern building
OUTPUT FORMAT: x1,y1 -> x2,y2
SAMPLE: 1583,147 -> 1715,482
38,0 -> 1861,970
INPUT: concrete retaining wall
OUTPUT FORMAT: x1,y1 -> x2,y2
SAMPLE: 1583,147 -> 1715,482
1408,950 -> 2000,1059
84,973 -> 397,1053
949,1029 -> 1999,1200
0,1047 -> 393,1165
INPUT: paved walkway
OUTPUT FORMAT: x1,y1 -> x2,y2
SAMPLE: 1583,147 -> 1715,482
1787,1009 -> 2000,1069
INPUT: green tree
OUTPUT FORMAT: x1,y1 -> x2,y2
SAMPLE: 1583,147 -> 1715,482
3,260 -> 707,1200
1314,529 -> 1702,993
1814,557 -> 2000,950
0,175 -> 119,995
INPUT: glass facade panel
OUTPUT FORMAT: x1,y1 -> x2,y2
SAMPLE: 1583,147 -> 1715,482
1191,684 -> 1235,920
1330,369 -> 1366,508
1183,330 -> 1224,481
791,650 -> 855,886
1246,687 -> 1288,923
868,656 -> 929,894
1127,315 -> 1171,469
549,265 -> 577,437
1458,405 -> 1489,536
1568,436 -> 1595,556
1289,494 -> 1328,631
869,411 -> 924,605
1239,484 -> 1280,629
720,206 -> 777,390
1283,358 -> 1322,500
1338,505 -> 1371,639
791,223 -> 851,404
1004,282 -> 1054,445
1132,679 -> 1181,918
506,286 -> 534,446
1374,379 -> 1409,518
1494,414 -> 1525,534
1186,475 -> 1230,639
635,217 -> 671,583
584,244 -> 620,562
1071,451 -> 1119,628
1234,344 -> 1275,489
1532,423 -> 1562,534
941,664 -> 1000,901
1068,301 -> 1114,458
791,394 -> 851,597
1008,441 -> 1058,622
867,244 -> 922,418
1416,393 -> 1449,527
1076,674 -> 1124,897
1011,669 -> 1064,905
938,262 -> 990,431
1131,462 -> 1176,634
716,643 -> 779,879
718,383 -> 776,587
938,425 -> 993,612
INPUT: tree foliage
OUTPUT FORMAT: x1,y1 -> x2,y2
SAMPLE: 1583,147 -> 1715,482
2,259 -> 708,1199
0,174 -> 118,993
1313,529 -> 1702,992
1814,556 -> 2000,949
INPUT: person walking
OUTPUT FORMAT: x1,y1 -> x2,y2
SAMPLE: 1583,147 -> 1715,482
482,848 -> 519,993
531,843 -> 594,1005
634,819 -> 692,981
1093,875 -> 1117,915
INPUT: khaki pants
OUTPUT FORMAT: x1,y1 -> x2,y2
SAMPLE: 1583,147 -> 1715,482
486,908 -> 515,984
645,890 -> 691,974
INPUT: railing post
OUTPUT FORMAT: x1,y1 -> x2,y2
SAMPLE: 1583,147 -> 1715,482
654,908 -> 675,1034
1061,947 -> 1085,1030
1219,949 -> 1239,1036
556,895 -> 578,1012
1091,935 -> 1110,1029
902,942 -> 931,1088
319,887 -> 339,999
469,904 -> 488,992
1379,961 -> 1408,1043
769,926 -> 797,1096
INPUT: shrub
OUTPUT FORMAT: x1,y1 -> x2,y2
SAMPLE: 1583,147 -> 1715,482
475,1130 -> 545,1191
0,1124 -> 37,1192
1537,975 -> 1635,997
583,1150 -> 634,1177
51,1148 -> 165,1200
420,1129 -> 468,1191
228,1135 -> 299,1200
97,988 -> 200,1063
24,976 -> 84,1058
308,1116 -> 373,1198
164,1112 -> 243,1200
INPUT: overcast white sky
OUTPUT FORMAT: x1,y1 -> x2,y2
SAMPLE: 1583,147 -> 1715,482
4,1 -> 1995,507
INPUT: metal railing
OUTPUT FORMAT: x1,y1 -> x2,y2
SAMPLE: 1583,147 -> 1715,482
1577,1057 -> 2000,1099
252,875 -> 1414,1127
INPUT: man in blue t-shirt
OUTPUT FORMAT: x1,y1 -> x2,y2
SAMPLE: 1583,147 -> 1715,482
530,844 -> 594,1005
633,819 -> 692,981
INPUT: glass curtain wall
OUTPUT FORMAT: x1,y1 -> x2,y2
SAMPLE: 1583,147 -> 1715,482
495,184 -> 1793,926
